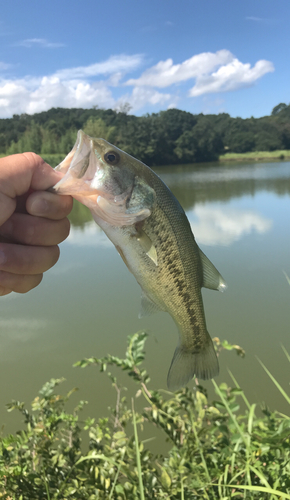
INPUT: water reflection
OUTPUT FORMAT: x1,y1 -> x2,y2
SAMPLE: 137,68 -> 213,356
188,204 -> 272,246
0,318 -> 48,341
1,160 -> 290,444
67,161 -> 280,248
66,221 -> 108,247
159,161 -> 290,210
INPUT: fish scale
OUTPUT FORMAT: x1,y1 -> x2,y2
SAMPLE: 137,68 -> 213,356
52,130 -> 226,390
143,205 -> 205,344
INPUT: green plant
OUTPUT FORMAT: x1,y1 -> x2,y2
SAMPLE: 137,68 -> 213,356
1,332 -> 290,499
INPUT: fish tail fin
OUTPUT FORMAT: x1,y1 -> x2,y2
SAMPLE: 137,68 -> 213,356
167,334 -> 219,391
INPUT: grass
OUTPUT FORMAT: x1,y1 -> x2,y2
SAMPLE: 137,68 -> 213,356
2,150 -> 290,167
219,150 -> 290,161
1,334 -> 290,499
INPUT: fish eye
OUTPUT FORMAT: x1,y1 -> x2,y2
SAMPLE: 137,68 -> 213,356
104,151 -> 120,165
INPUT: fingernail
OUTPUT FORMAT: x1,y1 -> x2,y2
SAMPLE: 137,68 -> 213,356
0,250 -> 6,266
30,198 -> 49,216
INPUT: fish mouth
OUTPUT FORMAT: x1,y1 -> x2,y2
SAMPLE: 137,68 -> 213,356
51,130 -> 100,195
50,130 -> 154,227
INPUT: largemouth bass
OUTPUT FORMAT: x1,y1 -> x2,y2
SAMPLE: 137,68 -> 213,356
52,130 -> 226,391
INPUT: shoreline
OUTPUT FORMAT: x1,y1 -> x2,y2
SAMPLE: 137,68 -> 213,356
219,151 -> 290,162
2,151 -> 290,166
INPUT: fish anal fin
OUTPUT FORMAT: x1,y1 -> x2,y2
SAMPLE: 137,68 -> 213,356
198,248 -> 227,292
136,229 -> 158,266
167,334 -> 219,391
139,292 -> 163,318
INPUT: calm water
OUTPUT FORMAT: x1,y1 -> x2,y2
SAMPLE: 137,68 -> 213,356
1,160 -> 290,440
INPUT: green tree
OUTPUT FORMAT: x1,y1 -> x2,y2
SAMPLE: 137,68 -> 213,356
0,133 -> 7,153
224,118 -> 255,153
83,117 -> 116,143
59,128 -> 78,154
6,140 -> 20,155
175,116 -> 223,162
1,105 -> 290,161
7,121 -> 43,154
254,121 -> 282,151
26,122 -> 42,153
271,103 -> 287,115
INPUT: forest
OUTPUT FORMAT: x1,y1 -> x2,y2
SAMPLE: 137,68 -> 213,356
0,102 -> 290,165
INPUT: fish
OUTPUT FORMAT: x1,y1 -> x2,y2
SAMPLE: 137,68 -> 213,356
52,130 -> 226,391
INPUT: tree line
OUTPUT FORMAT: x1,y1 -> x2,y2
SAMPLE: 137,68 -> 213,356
0,102 -> 290,165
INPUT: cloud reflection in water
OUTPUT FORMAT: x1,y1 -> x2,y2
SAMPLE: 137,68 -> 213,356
65,221 -> 111,248
188,204 -> 272,246
65,205 -> 272,249
0,318 -> 49,342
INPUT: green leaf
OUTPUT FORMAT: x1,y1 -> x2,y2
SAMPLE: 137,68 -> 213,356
159,467 -> 171,490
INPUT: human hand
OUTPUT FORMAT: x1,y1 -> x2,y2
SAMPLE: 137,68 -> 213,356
0,153 -> 73,296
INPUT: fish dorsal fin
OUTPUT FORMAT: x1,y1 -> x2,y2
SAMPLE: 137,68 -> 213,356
139,291 -> 163,318
198,248 -> 227,292
136,229 -> 158,266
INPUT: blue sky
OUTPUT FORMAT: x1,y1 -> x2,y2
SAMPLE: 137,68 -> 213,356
0,0 -> 289,119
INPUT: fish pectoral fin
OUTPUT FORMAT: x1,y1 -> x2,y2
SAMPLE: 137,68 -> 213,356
198,248 -> 227,292
167,334 -> 219,391
139,291 -> 163,318
136,230 -> 158,266
97,195 -> 151,226
115,245 -> 132,273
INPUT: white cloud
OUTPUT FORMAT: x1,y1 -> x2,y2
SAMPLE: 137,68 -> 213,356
54,54 -> 144,80
117,86 -> 174,112
0,50 -> 274,118
188,205 -> 272,246
26,76 -> 115,115
245,17 -> 276,24
126,50 -> 274,97
0,76 -> 116,117
16,38 -> 65,48
190,59 -> 274,96
0,54 -> 146,117
126,50 -> 233,88
0,61 -> 11,71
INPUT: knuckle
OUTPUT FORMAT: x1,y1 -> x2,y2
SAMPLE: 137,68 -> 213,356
21,152 -> 44,168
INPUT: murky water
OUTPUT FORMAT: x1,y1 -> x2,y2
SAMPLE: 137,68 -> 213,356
1,160 -> 290,440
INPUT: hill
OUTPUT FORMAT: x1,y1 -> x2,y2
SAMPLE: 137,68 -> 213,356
0,103 -> 290,165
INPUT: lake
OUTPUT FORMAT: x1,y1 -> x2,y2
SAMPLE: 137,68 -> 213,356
1,160 -> 290,441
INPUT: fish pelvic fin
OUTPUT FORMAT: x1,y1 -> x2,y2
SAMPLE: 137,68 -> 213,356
167,334 -> 219,391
